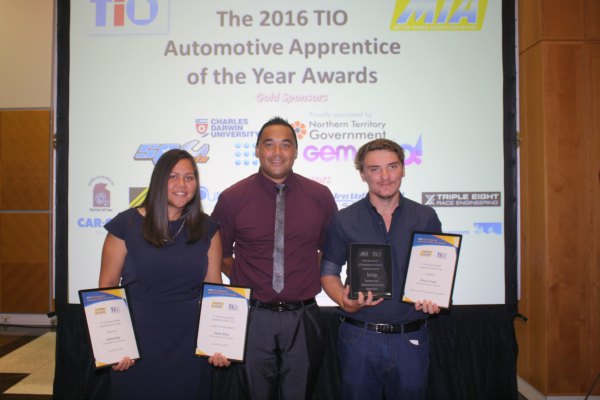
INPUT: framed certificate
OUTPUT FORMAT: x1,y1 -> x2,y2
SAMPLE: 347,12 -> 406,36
79,287 -> 140,369
347,243 -> 393,299
196,283 -> 252,363
402,232 -> 462,309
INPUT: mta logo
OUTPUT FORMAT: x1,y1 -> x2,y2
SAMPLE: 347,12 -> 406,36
390,0 -> 488,31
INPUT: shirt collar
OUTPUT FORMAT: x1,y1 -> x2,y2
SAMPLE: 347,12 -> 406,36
364,192 -> 404,215
256,169 -> 296,192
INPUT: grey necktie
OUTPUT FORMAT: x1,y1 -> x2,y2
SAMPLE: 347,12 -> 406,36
272,183 -> 286,293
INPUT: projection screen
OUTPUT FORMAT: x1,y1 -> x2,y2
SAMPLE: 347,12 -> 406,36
60,0 -> 515,306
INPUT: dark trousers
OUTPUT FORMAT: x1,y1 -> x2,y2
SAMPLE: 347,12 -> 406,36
338,321 -> 430,400
236,303 -> 323,400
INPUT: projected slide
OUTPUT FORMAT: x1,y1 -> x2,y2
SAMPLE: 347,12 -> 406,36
66,0 -> 506,305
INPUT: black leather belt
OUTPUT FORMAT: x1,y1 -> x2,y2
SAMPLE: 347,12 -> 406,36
341,315 -> 426,334
250,298 -> 316,312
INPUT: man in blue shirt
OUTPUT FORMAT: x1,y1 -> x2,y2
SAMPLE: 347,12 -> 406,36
320,138 -> 442,399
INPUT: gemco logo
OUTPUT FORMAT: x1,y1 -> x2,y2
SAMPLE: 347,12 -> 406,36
90,0 -> 169,34
303,135 -> 423,165
390,0 -> 487,31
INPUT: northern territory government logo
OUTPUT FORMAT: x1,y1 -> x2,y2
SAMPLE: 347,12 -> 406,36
194,118 -> 257,139
390,0 -> 488,31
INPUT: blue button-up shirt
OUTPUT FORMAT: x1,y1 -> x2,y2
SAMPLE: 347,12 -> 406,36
321,194 -> 442,324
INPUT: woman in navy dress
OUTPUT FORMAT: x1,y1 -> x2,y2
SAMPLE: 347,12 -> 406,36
99,149 -> 229,400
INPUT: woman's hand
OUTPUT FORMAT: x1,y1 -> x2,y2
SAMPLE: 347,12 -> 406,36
208,352 -> 231,368
112,356 -> 135,372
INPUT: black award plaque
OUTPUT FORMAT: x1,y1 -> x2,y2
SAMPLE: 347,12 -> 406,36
348,244 -> 392,299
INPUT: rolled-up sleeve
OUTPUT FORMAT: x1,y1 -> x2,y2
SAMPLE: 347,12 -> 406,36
320,214 -> 347,277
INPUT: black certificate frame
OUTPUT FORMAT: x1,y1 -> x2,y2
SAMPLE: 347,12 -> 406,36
78,286 -> 141,369
347,243 -> 393,300
401,231 -> 463,309
195,282 -> 253,364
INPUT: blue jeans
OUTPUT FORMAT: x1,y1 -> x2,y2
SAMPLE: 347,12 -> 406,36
338,320 -> 430,400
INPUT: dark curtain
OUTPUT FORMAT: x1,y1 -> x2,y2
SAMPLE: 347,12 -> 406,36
53,305 -> 517,399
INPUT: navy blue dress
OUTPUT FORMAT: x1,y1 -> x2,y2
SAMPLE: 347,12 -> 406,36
104,208 -> 217,400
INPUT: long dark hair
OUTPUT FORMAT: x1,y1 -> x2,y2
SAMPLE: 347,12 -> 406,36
140,149 -> 208,247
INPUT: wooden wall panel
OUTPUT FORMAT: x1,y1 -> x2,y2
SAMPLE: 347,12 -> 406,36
542,42 -> 592,394
518,4 -> 600,394
0,262 -> 49,313
584,0 -> 600,39
539,1 -> 585,40
517,43 -> 548,393
586,42 -> 600,396
0,213 -> 50,312
0,110 -> 51,210
519,1 -> 592,51
0,110 -> 52,313
519,0 -> 541,52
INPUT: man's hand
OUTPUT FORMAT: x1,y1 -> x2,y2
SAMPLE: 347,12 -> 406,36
340,285 -> 384,313
414,299 -> 440,314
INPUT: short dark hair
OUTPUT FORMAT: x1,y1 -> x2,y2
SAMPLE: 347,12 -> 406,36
354,139 -> 405,171
256,117 -> 298,148
141,149 -> 207,246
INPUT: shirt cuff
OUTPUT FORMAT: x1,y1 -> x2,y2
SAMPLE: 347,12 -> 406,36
320,259 -> 342,277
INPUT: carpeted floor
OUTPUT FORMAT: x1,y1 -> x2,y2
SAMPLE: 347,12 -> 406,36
0,329 -> 54,399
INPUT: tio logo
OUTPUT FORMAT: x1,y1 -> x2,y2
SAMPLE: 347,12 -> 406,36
91,0 -> 159,27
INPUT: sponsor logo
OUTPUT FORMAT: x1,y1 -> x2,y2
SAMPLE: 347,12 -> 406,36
305,120 -> 387,141
89,176 -> 114,211
200,186 -> 221,203
390,0 -> 488,31
194,118 -> 256,139
473,222 -> 502,235
195,119 -> 209,137
303,135 -> 422,165
134,141 -> 210,164
292,121 -> 307,139
77,217 -> 112,228
333,192 -> 366,203
419,250 -> 433,257
309,176 -> 332,185
109,306 -> 121,313
228,304 -> 239,311
211,302 -> 224,309
235,143 -> 259,166
129,187 -> 148,208
422,192 -> 501,207
90,0 -> 169,34
94,307 -> 106,315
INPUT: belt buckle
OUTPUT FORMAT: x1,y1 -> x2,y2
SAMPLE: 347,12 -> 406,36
275,302 -> 286,312
374,323 -> 391,334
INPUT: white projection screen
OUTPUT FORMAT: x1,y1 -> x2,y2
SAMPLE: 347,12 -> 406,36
58,0 -> 517,306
